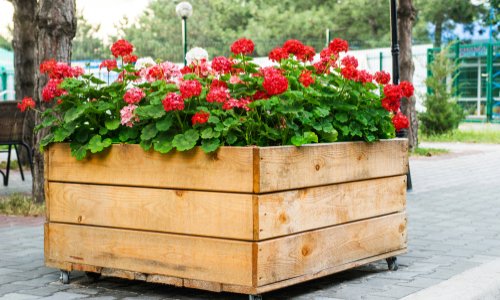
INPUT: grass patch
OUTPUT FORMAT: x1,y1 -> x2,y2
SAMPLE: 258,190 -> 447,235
421,130 -> 500,144
0,194 -> 45,216
412,147 -> 450,157
0,160 -> 19,170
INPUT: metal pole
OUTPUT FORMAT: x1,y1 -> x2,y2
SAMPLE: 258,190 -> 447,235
182,17 -> 187,66
390,0 -> 399,85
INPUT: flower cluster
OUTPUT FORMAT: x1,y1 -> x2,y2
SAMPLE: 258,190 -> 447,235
35,37 -> 413,160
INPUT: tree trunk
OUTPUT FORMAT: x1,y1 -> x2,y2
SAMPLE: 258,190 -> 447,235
398,0 -> 417,151
434,20 -> 443,48
10,0 -> 37,166
33,0 -> 77,203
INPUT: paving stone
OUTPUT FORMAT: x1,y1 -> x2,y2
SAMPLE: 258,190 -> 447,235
0,293 -> 40,300
39,291 -> 89,299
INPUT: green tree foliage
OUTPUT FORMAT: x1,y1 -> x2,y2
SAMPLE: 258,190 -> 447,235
0,34 -> 12,51
416,0 -> 481,47
72,13 -> 107,60
419,45 -> 464,135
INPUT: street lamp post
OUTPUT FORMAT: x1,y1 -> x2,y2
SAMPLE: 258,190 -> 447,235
390,0 -> 399,86
176,2 -> 193,66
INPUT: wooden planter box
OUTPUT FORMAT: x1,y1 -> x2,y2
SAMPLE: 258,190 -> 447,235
44,139 -> 408,296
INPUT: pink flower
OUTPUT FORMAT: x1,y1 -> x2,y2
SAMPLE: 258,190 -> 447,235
211,56 -> 232,74
120,104 -> 138,127
142,62 -> 181,83
223,97 -> 252,111
123,87 -> 145,104
229,74 -> 242,84
207,86 -> 230,103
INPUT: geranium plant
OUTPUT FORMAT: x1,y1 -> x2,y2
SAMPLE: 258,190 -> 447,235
27,37 -> 413,160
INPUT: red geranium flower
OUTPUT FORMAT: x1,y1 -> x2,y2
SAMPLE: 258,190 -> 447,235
17,97 -> 35,112
162,93 -> 184,112
210,79 -> 228,89
328,38 -> 349,54
111,39 -> 134,58
99,59 -> 118,72
123,87 -> 145,104
381,97 -> 400,112
262,69 -> 288,95
297,45 -> 315,62
223,97 -> 252,111
341,65 -> 359,81
42,79 -> 66,102
179,79 -> 202,99
268,47 -> 289,62
374,71 -> 391,85
123,54 -> 138,64
357,70 -> 373,83
400,81 -> 414,98
299,70 -> 315,87
283,39 -> 305,56
230,38 -> 254,55
392,112 -> 409,131
211,56 -> 232,74
207,86 -> 230,103
341,56 -> 358,68
192,111 -> 210,125
252,90 -> 269,100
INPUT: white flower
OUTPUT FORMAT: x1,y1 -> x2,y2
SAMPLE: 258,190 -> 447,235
135,57 -> 156,70
185,47 -> 208,65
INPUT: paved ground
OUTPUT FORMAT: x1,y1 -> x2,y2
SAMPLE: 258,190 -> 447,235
1,142 -> 500,299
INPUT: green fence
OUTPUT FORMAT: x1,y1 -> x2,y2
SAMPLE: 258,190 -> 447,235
427,41 -> 500,123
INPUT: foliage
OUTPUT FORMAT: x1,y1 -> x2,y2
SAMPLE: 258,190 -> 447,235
419,45 -> 464,135
0,34 -> 12,51
415,0 -> 482,46
30,38 -> 412,160
72,13 -> 107,60
0,193 -> 45,216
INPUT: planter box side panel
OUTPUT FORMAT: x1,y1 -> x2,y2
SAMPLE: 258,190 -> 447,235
47,143 -> 255,193
257,139 -> 409,192
257,175 -> 406,240
45,223 -> 254,286
256,212 -> 407,286
47,182 -> 254,240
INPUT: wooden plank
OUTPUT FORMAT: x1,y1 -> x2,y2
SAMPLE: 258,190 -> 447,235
257,139 -> 408,193
257,175 -> 406,239
47,143 -> 255,193
46,223 -> 253,286
44,150 -> 50,219
256,212 -> 407,285
48,182 -> 254,240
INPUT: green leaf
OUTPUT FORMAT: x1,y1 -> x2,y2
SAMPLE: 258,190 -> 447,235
320,129 -> 338,142
135,104 -> 166,119
153,133 -> 174,154
40,114 -> 58,128
119,127 -> 139,142
70,142 -> 88,160
208,116 -> 220,124
105,119 -> 121,130
156,115 -> 173,131
87,135 -> 112,153
201,127 -> 220,139
201,138 -> 220,153
335,112 -> 349,123
53,125 -> 75,142
313,106 -> 330,118
140,123 -> 158,140
40,133 -> 54,149
226,133 -> 237,145
291,131 -> 318,146
172,129 -> 199,151
90,77 -> 106,84
99,127 -> 109,135
64,104 -> 87,123
140,139 -> 152,151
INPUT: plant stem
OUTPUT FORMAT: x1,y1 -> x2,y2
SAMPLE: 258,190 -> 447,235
175,111 -> 184,131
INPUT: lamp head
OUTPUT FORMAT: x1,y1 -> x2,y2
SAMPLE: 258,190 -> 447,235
176,2 -> 193,18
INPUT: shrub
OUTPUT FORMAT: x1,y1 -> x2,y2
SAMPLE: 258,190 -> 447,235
419,45 -> 464,135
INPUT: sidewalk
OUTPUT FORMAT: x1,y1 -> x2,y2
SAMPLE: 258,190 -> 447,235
1,142 -> 500,299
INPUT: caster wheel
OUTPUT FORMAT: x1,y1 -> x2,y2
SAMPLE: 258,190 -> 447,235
249,295 -> 263,300
60,270 -> 70,284
85,271 -> 101,281
386,257 -> 399,271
